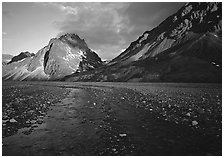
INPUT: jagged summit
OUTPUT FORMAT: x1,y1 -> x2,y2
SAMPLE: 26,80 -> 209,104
59,33 -> 85,41
59,33 -> 88,49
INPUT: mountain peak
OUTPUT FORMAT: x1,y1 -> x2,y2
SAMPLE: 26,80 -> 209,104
59,33 -> 82,40
19,51 -> 34,56
8,51 -> 34,64
3,32 -> 102,81
59,33 -> 88,49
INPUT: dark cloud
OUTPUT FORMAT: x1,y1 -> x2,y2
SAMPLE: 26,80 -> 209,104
55,11 -> 122,46
120,2 -> 185,42
124,2 -> 184,27
53,2 -> 185,60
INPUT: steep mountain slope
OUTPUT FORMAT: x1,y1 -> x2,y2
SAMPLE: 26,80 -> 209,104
2,54 -> 13,65
2,33 -> 102,81
63,2 -> 222,83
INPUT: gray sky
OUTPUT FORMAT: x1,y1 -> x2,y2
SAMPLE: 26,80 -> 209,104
2,2 -> 184,60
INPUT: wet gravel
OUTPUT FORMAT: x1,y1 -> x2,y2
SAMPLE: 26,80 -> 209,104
2,82 -> 222,156
127,85 -> 222,136
78,86 -> 221,156
2,82 -> 69,138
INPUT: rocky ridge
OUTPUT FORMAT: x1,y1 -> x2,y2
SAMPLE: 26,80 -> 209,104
8,51 -> 35,64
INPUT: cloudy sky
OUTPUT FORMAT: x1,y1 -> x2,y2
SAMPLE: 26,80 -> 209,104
3,2 -> 184,60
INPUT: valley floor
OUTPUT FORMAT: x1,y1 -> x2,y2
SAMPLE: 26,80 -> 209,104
2,81 -> 222,156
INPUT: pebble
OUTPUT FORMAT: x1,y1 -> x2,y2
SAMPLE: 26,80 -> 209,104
30,120 -> 36,124
119,133 -> 127,137
28,110 -> 35,114
112,148 -> 117,151
9,118 -> 17,123
37,119 -> 43,124
192,120 -> 198,126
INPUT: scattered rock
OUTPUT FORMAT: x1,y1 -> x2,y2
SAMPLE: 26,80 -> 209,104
9,118 -> 17,123
30,120 -> 36,124
112,148 -> 117,151
2,119 -> 8,123
119,133 -> 127,137
31,124 -> 39,128
192,120 -> 198,126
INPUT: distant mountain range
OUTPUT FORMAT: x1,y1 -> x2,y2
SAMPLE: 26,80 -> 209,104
3,2 -> 222,82
2,54 -> 13,65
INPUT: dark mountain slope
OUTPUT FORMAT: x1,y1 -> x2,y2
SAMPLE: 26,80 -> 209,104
63,2 -> 222,83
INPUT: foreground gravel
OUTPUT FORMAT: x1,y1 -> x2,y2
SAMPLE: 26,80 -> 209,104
2,82 -> 69,138
2,81 -> 222,156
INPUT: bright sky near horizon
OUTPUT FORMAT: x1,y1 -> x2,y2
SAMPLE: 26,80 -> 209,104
2,2 -> 184,60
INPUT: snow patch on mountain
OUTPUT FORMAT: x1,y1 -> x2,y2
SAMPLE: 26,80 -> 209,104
129,43 -> 151,62
139,33 -> 149,43
3,33 -> 102,81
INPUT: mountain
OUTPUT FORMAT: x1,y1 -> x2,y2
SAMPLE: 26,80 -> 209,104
63,2 -> 222,83
2,33 -> 102,81
8,51 -> 35,64
2,54 -> 13,65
